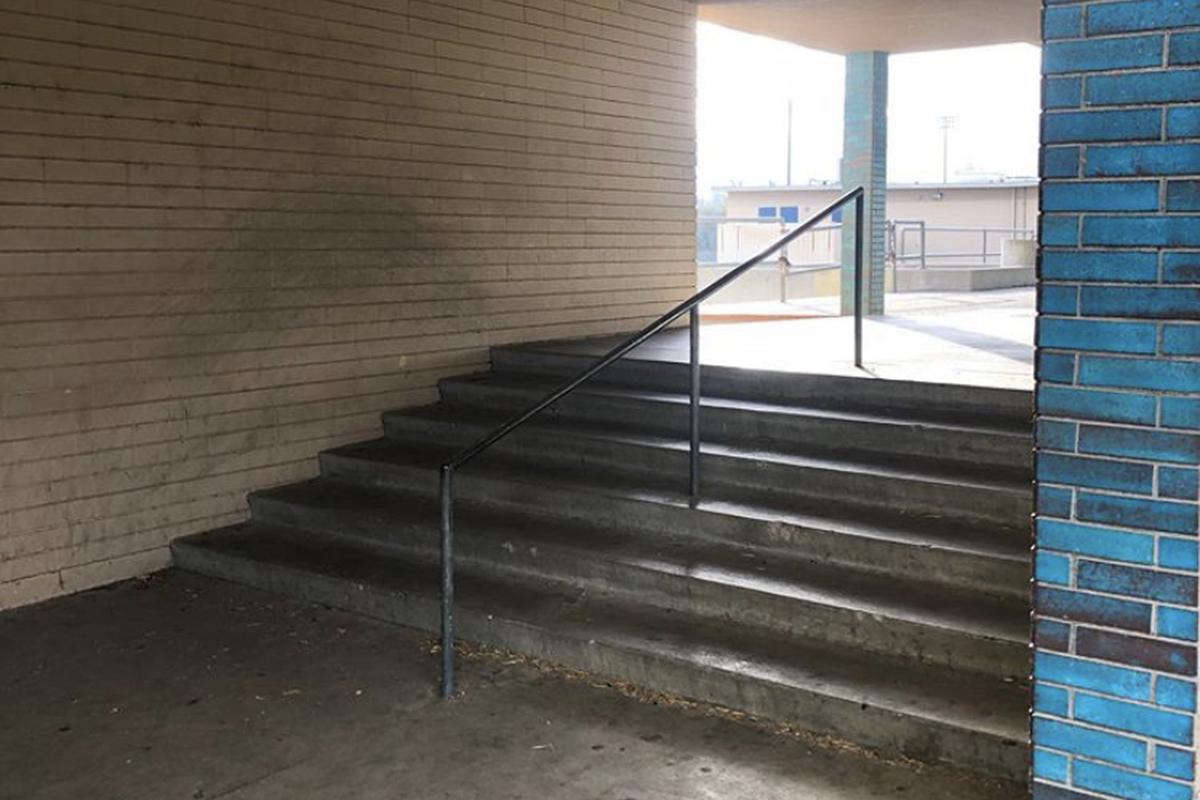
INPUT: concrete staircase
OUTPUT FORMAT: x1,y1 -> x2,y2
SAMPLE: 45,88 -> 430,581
173,340 -> 1034,782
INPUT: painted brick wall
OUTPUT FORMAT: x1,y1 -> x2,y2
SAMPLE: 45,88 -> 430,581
0,0 -> 697,609
1034,2 -> 1199,797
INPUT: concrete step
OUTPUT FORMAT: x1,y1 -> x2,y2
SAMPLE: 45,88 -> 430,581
489,343 -> 1033,428
437,372 -> 1032,479
172,522 -> 1030,781
247,479 -> 1028,678
379,407 -> 1033,529
318,438 -> 1029,601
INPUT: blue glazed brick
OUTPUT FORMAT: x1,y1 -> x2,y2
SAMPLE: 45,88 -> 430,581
1039,585 -> 1154,631
1046,77 -> 1084,108
1039,419 -> 1078,450
1166,181 -> 1200,211
1082,216 -> 1200,248
1075,693 -> 1194,745
1042,217 -> 1080,248
1076,626 -> 1197,675
1163,253 -> 1200,283
1034,748 -> 1070,782
1087,69 -> 1200,105
1089,0 -> 1200,34
1041,283 -> 1079,313
1039,319 -> 1157,354
1044,5 -> 1083,40
1044,146 -> 1081,177
1081,288 -> 1200,320
1161,398 -> 1200,430
1032,783 -> 1093,800
1080,356 -> 1200,393
1077,491 -> 1198,535
1086,144 -> 1200,177
1040,352 -> 1077,383
1044,36 -> 1164,73
1074,759 -> 1193,800
1171,32 -> 1200,65
1159,538 -> 1199,571
1159,466 -> 1199,500
1155,746 -> 1195,781
1036,551 -> 1072,585
1078,560 -> 1198,605
1039,453 -> 1154,494
1079,425 -> 1200,465
1158,607 -> 1198,642
1036,682 -> 1072,717
1167,107 -> 1200,138
1038,386 -> 1156,425
1156,677 -> 1197,711
1037,618 -> 1074,652
1039,485 -> 1075,517
1039,518 -> 1156,564
1033,718 -> 1147,768
1044,109 -> 1161,143
1043,181 -> 1159,212
1163,325 -> 1200,355
1035,652 -> 1152,701
1041,251 -> 1158,282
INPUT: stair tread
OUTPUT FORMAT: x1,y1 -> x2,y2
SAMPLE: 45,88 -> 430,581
251,478 -> 1029,645
445,371 -> 1032,439
175,521 -> 1030,743
492,342 -> 1033,424
327,436 -> 1031,562
382,404 -> 1033,495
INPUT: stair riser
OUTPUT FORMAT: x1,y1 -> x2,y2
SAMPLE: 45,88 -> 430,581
437,379 -> 1033,475
172,541 -> 1028,782
380,418 -> 1033,528
248,494 -> 1026,678
490,348 -> 1033,427
318,452 -> 1029,601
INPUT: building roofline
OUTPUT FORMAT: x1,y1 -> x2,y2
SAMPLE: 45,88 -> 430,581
719,179 -> 1040,193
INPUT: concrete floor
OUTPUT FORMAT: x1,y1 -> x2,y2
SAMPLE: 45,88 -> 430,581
574,288 -> 1035,391
0,572 -> 1024,800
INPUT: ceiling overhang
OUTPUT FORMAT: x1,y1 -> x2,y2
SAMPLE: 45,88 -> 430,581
698,0 -> 1041,55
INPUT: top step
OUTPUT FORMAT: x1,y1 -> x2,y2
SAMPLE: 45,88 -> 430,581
491,340 -> 1033,430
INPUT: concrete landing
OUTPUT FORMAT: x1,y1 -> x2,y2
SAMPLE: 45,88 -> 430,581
618,288 -> 1034,390
0,572 -> 1023,800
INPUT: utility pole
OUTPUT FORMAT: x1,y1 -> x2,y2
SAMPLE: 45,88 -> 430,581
937,115 -> 957,184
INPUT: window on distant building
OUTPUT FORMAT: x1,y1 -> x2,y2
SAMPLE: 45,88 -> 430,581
780,206 -> 799,224
831,207 -> 844,224
757,206 -> 777,219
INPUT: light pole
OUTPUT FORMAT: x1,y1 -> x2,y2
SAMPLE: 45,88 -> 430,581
937,115 -> 957,184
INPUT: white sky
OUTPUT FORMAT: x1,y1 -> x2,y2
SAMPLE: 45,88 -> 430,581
696,23 -> 1043,195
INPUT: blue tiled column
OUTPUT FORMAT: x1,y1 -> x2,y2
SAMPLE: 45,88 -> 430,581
1034,2 -> 1199,798
840,51 -> 887,316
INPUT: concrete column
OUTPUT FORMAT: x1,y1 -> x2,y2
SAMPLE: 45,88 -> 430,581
840,51 -> 888,316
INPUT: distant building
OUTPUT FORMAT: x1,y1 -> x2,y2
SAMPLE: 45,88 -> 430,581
700,179 -> 1039,300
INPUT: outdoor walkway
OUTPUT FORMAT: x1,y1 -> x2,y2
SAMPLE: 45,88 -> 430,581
0,572 -> 1024,800
568,289 -> 1035,391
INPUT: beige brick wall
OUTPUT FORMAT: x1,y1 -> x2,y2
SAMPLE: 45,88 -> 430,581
0,0 -> 697,609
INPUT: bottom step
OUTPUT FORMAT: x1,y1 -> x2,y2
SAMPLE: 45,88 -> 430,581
172,523 -> 1029,782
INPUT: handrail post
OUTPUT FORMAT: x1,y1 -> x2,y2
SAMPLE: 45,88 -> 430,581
689,308 -> 701,507
439,464 -> 455,698
854,193 -> 865,369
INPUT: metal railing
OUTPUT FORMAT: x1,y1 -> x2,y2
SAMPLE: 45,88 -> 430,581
435,187 -> 866,697
888,221 -> 1036,268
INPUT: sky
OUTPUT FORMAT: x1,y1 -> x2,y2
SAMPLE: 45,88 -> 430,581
696,23 -> 1043,196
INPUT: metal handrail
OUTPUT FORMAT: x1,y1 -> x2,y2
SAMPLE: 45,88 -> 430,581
436,187 -> 866,697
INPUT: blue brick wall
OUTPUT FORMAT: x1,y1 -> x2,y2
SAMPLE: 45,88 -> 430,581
1035,3 -> 1199,798
840,51 -> 887,317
